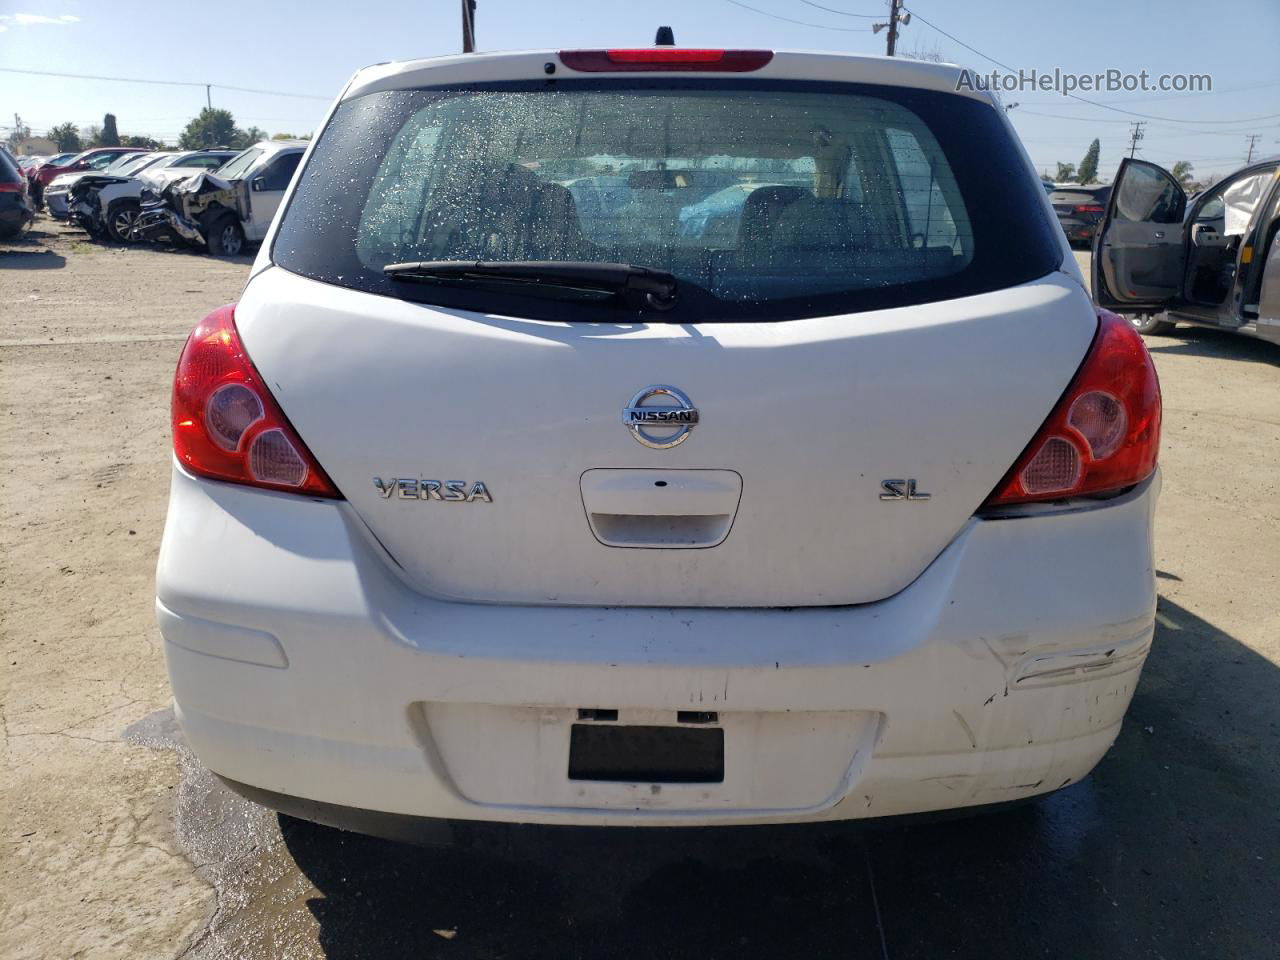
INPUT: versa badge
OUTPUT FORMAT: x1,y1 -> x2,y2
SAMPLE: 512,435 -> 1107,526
373,478 -> 493,502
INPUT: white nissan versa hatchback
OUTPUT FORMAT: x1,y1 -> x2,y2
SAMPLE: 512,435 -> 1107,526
157,48 -> 1162,833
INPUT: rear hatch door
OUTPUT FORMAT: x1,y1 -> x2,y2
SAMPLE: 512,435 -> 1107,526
237,268 -> 1095,607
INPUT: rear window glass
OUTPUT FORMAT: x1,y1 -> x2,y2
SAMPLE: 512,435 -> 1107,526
0,150 -> 21,183
275,80 -> 1061,322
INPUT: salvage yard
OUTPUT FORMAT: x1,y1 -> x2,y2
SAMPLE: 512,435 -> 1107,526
2,222 -> 1279,958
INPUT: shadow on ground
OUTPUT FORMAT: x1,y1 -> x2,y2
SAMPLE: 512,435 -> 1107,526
0,217 -> 255,267
1145,325 -> 1280,366
0,226 -> 67,269
138,595 -> 1279,960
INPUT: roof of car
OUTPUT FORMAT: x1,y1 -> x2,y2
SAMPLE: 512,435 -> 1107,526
254,139 -> 309,153
344,49 -> 989,105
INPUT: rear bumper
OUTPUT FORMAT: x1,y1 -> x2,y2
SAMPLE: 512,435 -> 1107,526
1056,217 -> 1099,241
157,465 -> 1159,827
0,195 -> 34,230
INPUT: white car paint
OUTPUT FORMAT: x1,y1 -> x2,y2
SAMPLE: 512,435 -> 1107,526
136,151 -> 237,193
159,49 -> 1158,828
203,140 -> 306,242
239,267 -> 1095,607
93,152 -> 235,219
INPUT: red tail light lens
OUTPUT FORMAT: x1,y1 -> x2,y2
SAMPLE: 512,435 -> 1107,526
1074,204 -> 1105,214
559,49 -> 773,72
984,308 -> 1160,506
172,304 -> 340,497
0,181 -> 24,193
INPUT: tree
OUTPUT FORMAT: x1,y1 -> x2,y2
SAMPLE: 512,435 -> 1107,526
1055,162 -> 1076,183
271,132 -> 298,140
1171,160 -> 1194,186
47,123 -> 81,153
901,43 -> 945,63
101,113 -> 120,148
179,107 -> 237,149
1077,139 -> 1100,184
233,126 -> 268,148
83,124 -> 103,148
123,134 -> 165,149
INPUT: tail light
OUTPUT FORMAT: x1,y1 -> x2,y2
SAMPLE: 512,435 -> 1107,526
0,181 -> 24,193
172,304 -> 340,497
983,308 -> 1160,506
1074,204 -> 1105,214
559,49 -> 773,72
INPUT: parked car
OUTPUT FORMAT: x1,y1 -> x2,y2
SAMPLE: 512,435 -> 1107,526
29,146 -> 148,208
135,140 -> 305,254
45,151 -> 173,220
137,149 -> 237,193
0,147 -> 36,238
157,48 -> 1162,836
22,152 -> 75,196
1050,183 -> 1110,246
1094,156 -> 1280,345
68,151 -> 237,242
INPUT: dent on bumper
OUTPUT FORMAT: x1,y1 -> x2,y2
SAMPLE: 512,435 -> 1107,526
157,465 -> 1158,825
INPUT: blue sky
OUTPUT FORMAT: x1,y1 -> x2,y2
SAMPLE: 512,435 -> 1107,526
2,0 -> 1277,183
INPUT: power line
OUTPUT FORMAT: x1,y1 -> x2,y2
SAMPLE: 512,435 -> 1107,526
795,0 -> 881,18
1017,79 -> 1280,107
903,7 -> 1280,125
0,66 -> 329,101
721,0 -> 873,31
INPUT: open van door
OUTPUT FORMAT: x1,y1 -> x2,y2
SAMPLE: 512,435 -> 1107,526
1093,158 -> 1187,309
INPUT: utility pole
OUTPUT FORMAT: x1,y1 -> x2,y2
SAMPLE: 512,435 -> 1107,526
886,0 -> 901,56
205,85 -> 212,110
461,0 -> 476,53
1127,121 -> 1145,158
1245,133 -> 1261,163
873,0 -> 910,56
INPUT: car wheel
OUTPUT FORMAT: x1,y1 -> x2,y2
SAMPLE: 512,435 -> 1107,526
0,221 -> 21,239
1126,313 -> 1176,336
206,213 -> 245,257
106,199 -> 142,243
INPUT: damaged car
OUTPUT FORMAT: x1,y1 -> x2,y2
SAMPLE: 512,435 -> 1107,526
1094,156 -> 1280,346
67,150 -> 236,243
41,149 -> 154,219
133,140 -> 305,255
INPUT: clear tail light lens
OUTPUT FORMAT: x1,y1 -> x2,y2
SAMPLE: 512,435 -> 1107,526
172,304 -> 340,497
984,308 -> 1161,506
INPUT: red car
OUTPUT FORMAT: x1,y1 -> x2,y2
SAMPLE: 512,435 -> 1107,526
29,146 -> 148,207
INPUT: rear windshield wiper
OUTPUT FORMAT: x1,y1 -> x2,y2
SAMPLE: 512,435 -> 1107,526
384,260 -> 677,311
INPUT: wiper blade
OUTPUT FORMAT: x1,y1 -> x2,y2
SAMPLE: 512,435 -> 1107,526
384,260 -> 678,310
